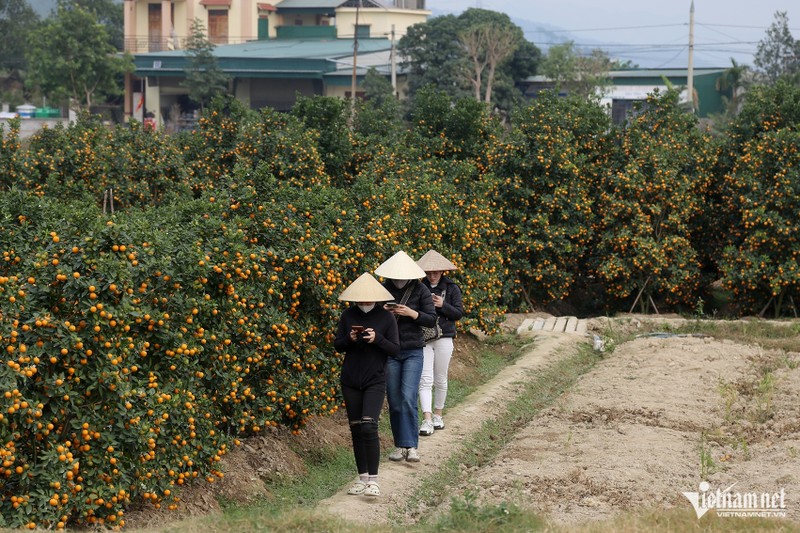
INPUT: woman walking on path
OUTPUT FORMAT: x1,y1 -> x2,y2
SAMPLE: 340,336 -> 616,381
334,273 -> 399,497
375,251 -> 437,463
416,250 -> 464,436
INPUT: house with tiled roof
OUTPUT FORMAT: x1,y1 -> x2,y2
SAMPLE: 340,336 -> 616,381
123,0 -> 429,125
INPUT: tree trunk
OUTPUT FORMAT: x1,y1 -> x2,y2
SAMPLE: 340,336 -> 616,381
485,63 -> 497,104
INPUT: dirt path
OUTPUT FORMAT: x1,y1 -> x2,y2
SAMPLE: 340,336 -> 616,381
315,329 -> 585,525
317,315 -> 800,528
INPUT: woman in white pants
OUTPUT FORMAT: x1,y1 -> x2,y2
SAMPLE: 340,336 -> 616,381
416,250 -> 464,436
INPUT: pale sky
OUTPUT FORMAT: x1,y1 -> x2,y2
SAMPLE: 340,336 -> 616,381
430,0 -> 799,68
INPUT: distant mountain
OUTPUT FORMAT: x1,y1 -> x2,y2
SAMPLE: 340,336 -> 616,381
429,8 -> 714,69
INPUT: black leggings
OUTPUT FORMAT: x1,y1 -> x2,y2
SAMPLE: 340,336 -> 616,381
341,381 -> 385,476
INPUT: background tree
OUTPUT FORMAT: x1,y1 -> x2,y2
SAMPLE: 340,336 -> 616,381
182,19 -> 230,110
24,3 -> 132,111
577,49 -> 614,98
708,58 -> 753,134
539,41 -> 577,92
540,41 -> 612,99
68,0 -> 124,50
351,68 -> 403,169
398,14 -> 471,102
717,59 -> 749,109
459,22 -> 520,104
0,0 -> 39,74
459,24 -> 491,102
491,39 -> 541,115
399,8 -> 539,113
753,11 -> 800,84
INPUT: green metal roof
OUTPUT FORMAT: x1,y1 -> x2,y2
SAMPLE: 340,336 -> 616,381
275,0 -> 384,8
275,0 -> 345,8
274,0 -> 384,14
134,38 -> 392,78
522,68 -> 727,84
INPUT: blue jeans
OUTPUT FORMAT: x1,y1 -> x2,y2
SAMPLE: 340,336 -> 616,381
385,348 -> 424,448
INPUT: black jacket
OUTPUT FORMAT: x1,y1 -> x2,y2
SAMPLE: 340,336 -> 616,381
334,305 -> 400,389
383,279 -> 437,350
422,275 -> 464,338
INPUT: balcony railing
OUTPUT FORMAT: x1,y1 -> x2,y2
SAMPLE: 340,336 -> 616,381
124,34 -> 260,53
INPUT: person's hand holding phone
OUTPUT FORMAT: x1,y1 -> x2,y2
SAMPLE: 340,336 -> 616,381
386,302 -> 416,319
350,325 -> 364,341
431,294 -> 444,308
361,328 -> 375,343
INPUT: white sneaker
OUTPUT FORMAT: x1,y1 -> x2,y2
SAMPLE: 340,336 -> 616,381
406,447 -> 420,462
388,447 -> 407,461
419,419 -> 434,436
432,415 -> 445,430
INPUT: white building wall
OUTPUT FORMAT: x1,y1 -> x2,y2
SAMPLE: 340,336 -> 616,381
335,8 -> 428,39
599,84 -> 691,108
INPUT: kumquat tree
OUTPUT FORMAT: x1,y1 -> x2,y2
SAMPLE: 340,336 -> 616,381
0,120 -> 24,191
351,151 -> 506,333
7,113 -> 189,208
591,89 -> 719,313
716,81 -> 800,316
490,91 -> 611,310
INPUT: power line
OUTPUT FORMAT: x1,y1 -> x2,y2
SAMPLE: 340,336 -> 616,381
696,23 -> 744,43
527,23 -> 686,33
696,21 -> 800,31
533,40 -> 759,48
654,46 -> 688,69
523,21 -> 799,35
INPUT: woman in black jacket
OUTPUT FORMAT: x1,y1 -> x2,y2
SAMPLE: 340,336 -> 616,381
374,251 -> 437,463
415,250 -> 464,436
334,273 -> 399,497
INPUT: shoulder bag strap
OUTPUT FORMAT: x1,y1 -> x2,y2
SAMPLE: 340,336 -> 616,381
399,282 -> 414,306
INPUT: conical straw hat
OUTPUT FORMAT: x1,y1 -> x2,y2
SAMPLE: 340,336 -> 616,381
416,249 -> 458,271
338,273 -> 395,302
374,250 -> 426,280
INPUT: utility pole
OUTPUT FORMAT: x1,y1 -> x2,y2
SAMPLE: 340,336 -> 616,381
350,0 -> 363,124
687,0 -> 695,112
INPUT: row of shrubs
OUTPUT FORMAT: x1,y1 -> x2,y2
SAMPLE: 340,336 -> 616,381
0,79 -> 798,528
